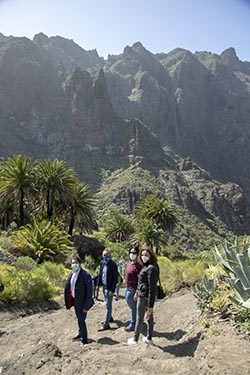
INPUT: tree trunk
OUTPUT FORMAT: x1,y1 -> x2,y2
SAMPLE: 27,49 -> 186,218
20,189 -> 24,226
68,210 -> 76,236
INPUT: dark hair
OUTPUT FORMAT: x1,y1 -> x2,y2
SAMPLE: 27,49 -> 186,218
139,248 -> 157,265
72,256 -> 82,264
129,245 -> 140,255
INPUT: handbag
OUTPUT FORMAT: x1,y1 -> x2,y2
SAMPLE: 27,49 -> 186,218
157,277 -> 166,300
0,281 -> 4,293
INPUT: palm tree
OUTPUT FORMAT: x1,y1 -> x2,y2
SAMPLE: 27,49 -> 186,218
134,195 -> 177,253
132,217 -> 166,250
0,155 -> 34,226
104,209 -> 134,243
135,194 -> 177,232
67,182 -> 97,236
34,159 -> 77,221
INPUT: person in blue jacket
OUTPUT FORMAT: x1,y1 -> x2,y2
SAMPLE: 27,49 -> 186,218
97,249 -> 118,331
64,256 -> 93,346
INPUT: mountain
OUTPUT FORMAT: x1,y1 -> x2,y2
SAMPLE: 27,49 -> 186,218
0,33 -> 250,235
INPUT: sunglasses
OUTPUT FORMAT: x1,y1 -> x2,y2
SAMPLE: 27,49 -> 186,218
130,251 -> 137,254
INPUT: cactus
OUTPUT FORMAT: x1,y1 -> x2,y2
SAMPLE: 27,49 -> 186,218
213,239 -> 250,309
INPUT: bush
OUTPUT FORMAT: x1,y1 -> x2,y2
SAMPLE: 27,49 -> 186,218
14,256 -> 37,271
33,261 -> 68,295
0,270 -> 53,303
0,261 -> 70,304
158,257 -> 208,293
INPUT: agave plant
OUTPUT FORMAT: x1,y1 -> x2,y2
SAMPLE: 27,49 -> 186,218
213,240 -> 250,309
193,274 -> 216,311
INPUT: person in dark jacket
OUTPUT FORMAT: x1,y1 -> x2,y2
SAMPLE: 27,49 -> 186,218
97,249 -> 118,331
127,247 -> 159,346
64,256 -> 93,346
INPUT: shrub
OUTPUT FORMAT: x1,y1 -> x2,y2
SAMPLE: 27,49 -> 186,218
0,270 -> 53,303
14,256 -> 37,271
158,257 -> 208,293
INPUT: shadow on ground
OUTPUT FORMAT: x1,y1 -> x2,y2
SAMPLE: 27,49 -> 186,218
162,332 -> 201,357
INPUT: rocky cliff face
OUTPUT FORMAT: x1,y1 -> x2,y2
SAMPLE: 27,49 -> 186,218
0,33 -> 250,233
104,45 -> 250,199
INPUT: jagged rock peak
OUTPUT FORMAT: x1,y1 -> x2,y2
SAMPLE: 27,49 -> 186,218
33,32 -> 49,47
0,32 -> 7,42
132,41 -> 145,50
220,47 -> 241,69
92,68 -> 108,99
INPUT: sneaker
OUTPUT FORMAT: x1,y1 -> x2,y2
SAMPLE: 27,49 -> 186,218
80,342 -> 88,348
98,323 -> 111,331
143,337 -> 154,346
127,337 -> 138,346
124,325 -> 135,332
72,334 -> 81,341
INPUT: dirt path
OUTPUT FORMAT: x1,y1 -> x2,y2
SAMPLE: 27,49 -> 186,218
0,289 -> 250,375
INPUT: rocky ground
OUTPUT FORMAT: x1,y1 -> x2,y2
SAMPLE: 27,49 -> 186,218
0,289 -> 250,375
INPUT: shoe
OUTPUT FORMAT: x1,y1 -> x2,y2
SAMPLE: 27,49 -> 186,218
127,337 -> 138,346
98,323 -> 111,331
80,341 -> 88,348
101,316 -> 114,324
143,337 -> 154,346
72,334 -> 81,341
124,325 -> 135,332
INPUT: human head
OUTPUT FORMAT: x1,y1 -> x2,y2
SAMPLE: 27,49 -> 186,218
139,248 -> 157,265
71,256 -> 82,265
102,249 -> 111,257
129,245 -> 139,256
129,246 -> 139,262
71,256 -> 82,272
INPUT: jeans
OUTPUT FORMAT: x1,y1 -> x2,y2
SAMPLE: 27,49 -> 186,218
125,289 -> 137,328
103,288 -> 113,324
74,306 -> 88,343
134,296 -> 154,342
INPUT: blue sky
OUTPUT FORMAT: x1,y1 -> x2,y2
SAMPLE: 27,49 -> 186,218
0,0 -> 249,61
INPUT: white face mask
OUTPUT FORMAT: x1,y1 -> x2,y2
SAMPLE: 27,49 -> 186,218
141,255 -> 150,264
129,253 -> 137,261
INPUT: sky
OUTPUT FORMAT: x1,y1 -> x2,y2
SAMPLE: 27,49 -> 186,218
0,0 -> 249,61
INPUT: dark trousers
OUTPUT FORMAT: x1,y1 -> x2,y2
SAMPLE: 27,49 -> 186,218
74,306 -> 88,343
134,296 -> 154,341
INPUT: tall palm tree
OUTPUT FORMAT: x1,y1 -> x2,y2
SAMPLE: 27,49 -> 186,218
0,155 -> 34,226
67,182 -> 97,236
104,209 -> 134,243
34,159 -> 77,221
135,194 -> 177,233
132,217 -> 166,251
134,195 -> 177,254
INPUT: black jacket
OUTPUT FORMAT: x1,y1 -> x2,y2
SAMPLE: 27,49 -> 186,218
97,259 -> 118,293
64,268 -> 93,311
137,263 -> 159,308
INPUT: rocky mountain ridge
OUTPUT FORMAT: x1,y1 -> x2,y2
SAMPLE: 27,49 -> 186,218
0,32 -> 250,234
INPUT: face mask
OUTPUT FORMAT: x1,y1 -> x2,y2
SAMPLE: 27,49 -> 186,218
103,255 -> 110,263
129,253 -> 137,261
71,263 -> 80,272
141,255 -> 150,264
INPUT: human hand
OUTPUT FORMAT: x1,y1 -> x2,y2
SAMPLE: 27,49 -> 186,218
109,291 -> 114,297
83,309 -> 88,313
145,307 -> 153,320
133,293 -> 138,301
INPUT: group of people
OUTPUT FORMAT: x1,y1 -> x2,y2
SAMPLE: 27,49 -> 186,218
64,246 -> 159,347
